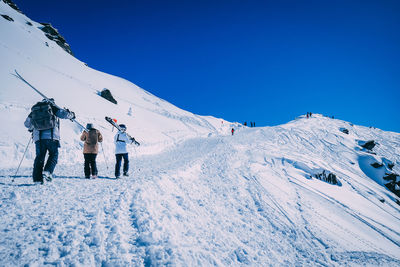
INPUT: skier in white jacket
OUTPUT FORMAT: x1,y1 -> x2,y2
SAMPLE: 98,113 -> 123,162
114,124 -> 135,178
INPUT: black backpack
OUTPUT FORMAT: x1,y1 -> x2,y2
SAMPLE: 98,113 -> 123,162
30,101 -> 57,131
86,129 -> 98,145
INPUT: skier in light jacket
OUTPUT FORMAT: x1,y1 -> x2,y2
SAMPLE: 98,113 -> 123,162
114,124 -> 135,178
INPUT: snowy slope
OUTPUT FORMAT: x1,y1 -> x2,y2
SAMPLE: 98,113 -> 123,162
1,1 -> 400,266
0,1 -> 233,168
1,115 -> 400,266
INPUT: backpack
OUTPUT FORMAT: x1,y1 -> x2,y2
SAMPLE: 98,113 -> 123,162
86,129 -> 98,145
30,101 -> 56,131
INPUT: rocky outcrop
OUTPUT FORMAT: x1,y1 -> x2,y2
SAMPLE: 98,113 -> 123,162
388,163 -> 395,170
1,14 -> 13,21
358,140 -> 376,151
39,23 -> 73,56
3,0 -> 22,13
339,128 -> 349,134
371,162 -> 383,168
100,89 -> 118,105
312,170 -> 339,185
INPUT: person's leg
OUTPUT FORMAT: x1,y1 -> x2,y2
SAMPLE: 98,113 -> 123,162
115,154 -> 122,177
44,140 -> 59,174
84,153 -> 91,178
91,154 -> 98,176
33,141 -> 46,182
123,153 -> 129,175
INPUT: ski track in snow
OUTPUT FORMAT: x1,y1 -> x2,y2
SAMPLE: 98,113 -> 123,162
1,128 -> 400,266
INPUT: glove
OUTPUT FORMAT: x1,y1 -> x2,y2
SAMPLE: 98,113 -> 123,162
69,111 -> 76,120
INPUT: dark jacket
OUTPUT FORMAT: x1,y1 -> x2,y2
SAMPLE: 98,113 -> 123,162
80,129 -> 103,154
24,105 -> 74,142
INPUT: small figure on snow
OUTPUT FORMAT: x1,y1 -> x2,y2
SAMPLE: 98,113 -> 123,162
114,124 -> 135,178
80,123 -> 103,179
24,99 -> 75,184
231,128 -> 235,136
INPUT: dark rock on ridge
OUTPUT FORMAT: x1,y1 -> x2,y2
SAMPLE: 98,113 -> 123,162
3,0 -> 21,13
39,23 -> 74,56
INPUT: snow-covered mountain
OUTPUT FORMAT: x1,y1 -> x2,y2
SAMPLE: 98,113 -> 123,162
1,1 -> 400,266
0,1 -> 233,168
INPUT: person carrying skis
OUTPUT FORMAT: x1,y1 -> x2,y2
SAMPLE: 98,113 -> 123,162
114,124 -> 135,178
24,99 -> 75,184
80,123 -> 103,179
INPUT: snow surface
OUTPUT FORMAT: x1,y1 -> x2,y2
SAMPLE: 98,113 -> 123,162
1,2 -> 400,266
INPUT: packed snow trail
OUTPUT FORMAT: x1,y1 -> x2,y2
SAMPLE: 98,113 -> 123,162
1,121 -> 400,266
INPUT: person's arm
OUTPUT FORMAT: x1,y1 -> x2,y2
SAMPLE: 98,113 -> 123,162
24,115 -> 32,129
80,131 -> 87,141
55,107 -> 75,120
122,133 -> 130,142
98,131 -> 103,143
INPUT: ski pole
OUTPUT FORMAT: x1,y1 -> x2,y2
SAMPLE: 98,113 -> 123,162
100,142 -> 109,170
12,136 -> 32,182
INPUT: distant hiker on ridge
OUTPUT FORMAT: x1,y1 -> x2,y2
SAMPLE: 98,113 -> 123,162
231,128 -> 235,136
80,123 -> 103,179
114,124 -> 135,179
24,99 -> 75,184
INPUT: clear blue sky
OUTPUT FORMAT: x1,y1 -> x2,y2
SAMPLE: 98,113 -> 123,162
13,0 -> 400,132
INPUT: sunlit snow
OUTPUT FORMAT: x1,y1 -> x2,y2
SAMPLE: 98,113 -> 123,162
1,2 -> 400,266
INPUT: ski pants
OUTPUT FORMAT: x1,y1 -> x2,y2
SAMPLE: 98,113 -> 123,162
33,140 -> 59,182
84,153 -> 98,178
115,153 -> 129,177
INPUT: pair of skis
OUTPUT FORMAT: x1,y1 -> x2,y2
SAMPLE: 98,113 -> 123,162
105,117 -> 140,146
13,70 -> 88,132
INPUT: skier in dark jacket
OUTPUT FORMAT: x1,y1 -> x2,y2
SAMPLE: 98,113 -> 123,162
24,99 -> 75,184
80,123 -> 103,179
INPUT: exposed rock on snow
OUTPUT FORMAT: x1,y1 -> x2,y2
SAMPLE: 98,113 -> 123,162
340,127 -> 349,134
1,14 -> 13,21
99,88 -> 118,104
311,169 -> 339,185
39,23 -> 74,56
371,162 -> 384,168
359,140 -> 376,150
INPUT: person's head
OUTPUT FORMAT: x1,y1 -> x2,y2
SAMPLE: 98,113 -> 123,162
119,124 -> 126,132
41,98 -> 54,103
86,123 -> 93,130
